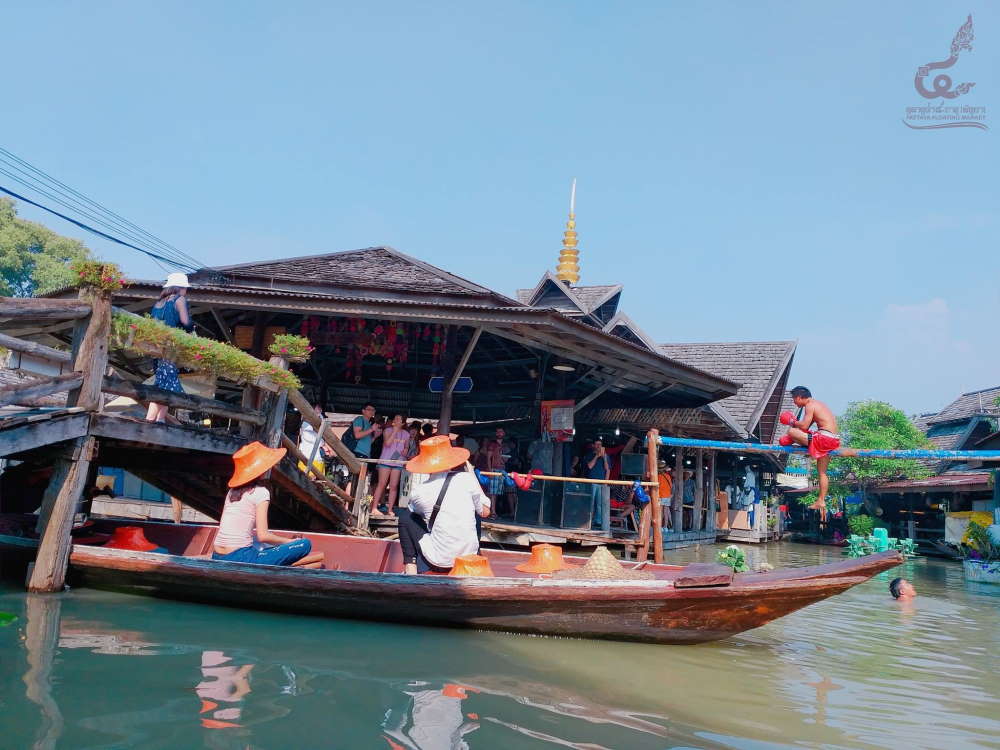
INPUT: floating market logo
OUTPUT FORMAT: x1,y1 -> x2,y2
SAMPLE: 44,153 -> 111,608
903,14 -> 988,130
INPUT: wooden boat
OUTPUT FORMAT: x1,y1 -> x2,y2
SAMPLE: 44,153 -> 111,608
0,514 -> 903,645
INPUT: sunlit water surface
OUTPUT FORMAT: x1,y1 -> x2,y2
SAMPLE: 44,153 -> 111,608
1,543 -> 997,749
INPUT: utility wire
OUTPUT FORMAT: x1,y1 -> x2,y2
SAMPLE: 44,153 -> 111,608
0,146 -> 207,270
0,164 -> 189,270
0,184 -> 199,270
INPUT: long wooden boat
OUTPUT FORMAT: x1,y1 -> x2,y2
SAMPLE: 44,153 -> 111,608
0,515 -> 903,644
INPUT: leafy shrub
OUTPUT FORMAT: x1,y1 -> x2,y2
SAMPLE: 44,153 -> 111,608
268,334 -> 314,361
717,545 -> 749,573
70,260 -> 126,292
848,514 -> 875,537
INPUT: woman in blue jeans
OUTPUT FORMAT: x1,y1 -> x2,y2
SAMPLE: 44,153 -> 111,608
212,442 -> 318,566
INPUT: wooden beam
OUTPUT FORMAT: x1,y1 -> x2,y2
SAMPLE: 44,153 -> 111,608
707,451 -> 717,533
439,326 -> 482,435
262,356 -> 290,449
28,436 -> 96,592
66,291 -> 112,411
101,376 -> 266,425
693,448 -> 705,531
287,388 -> 361,473
0,373 -> 82,408
210,307 -> 235,345
0,412 -> 90,459
269,459 -> 351,528
0,297 -> 91,321
0,332 -> 71,364
647,428 -> 663,563
672,446 -> 684,532
279,434 -> 356,508
573,375 -> 623,413
88,414 -> 245,455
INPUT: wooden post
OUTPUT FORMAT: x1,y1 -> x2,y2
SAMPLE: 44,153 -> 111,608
707,451 -> 717,533
28,437 -> 96,592
693,448 -> 704,531
438,326 -> 481,436
65,290 -> 111,411
352,463 -> 371,531
262,356 -> 290,449
647,428 -> 663,563
29,289 -> 112,593
672,446 -> 684,531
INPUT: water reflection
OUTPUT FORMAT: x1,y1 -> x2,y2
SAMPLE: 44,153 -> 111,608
1,544 -> 998,749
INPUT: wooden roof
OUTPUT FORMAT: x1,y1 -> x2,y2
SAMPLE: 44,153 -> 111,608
926,385 -> 1000,425
658,341 -> 797,439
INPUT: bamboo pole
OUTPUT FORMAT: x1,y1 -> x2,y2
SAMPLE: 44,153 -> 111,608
0,331 -> 71,364
707,451 -> 717,534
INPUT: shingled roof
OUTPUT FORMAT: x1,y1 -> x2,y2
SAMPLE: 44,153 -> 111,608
927,386 -> 1000,425
658,341 -> 796,438
211,247 -> 510,302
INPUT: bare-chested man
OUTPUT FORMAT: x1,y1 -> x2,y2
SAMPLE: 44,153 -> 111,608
778,386 -> 852,512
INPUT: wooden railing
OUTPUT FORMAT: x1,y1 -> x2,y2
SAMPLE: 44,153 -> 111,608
0,291 -> 364,591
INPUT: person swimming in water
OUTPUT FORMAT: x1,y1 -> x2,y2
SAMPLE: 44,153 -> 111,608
889,577 -> 916,600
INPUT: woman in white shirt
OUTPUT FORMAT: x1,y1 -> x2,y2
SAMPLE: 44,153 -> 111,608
397,436 -> 491,575
212,441 -> 315,566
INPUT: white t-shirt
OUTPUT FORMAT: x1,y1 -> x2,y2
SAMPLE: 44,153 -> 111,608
299,421 -> 321,460
408,471 -> 489,568
215,486 -> 269,549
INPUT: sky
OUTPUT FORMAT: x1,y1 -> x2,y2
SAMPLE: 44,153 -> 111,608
3,1 -> 997,417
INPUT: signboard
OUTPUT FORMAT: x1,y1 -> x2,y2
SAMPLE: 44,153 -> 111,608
428,376 -> 474,394
541,399 -> 575,442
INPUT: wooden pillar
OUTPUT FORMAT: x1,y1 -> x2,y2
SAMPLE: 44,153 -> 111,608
262,357 -> 290,449
906,493 -> 915,540
693,449 -> 704,531
28,437 -> 96,592
240,385 -> 259,438
29,289 -> 110,593
707,451 -> 717,533
352,463 -> 370,530
672,447 -> 684,531
437,327 -> 481,436
647,429 -> 663,562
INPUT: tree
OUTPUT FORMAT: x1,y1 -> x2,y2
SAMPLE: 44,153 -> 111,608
0,197 -> 94,297
799,400 -> 932,511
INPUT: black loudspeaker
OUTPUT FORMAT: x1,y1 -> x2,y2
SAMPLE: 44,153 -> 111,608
514,487 -> 544,525
542,481 -> 563,527
560,481 -> 593,529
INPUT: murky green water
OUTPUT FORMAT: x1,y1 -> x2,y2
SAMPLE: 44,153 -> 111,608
1,543 -> 997,749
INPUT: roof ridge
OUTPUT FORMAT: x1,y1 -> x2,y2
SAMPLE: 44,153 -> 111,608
211,246 -> 388,272
660,340 -> 797,347
959,385 -> 1000,396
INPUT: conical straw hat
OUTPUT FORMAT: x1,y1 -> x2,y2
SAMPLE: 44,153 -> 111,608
552,546 -> 654,580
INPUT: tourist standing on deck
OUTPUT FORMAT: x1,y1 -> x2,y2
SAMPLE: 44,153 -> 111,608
145,273 -> 194,423
584,438 -> 611,532
297,403 -> 331,475
350,403 -> 380,459
212,442 -> 318,567
372,413 -> 410,516
397,436 -> 490,574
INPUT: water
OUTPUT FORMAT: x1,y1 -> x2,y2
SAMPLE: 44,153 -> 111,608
0,544 -> 997,750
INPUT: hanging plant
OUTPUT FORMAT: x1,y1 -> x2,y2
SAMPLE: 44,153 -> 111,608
268,333 -> 314,362
70,260 -> 126,292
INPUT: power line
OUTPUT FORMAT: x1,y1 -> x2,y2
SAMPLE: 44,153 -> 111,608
0,146 -> 207,270
0,184 -> 199,270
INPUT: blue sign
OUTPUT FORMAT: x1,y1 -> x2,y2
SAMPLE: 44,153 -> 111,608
428,376 -> 473,394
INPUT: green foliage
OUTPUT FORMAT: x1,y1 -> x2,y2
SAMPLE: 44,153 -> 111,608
848,514 -> 875,537
797,400 -> 932,506
0,611 -> 17,627
0,197 -> 94,296
111,313 -> 302,390
962,521 -> 1000,562
70,259 -> 126,292
716,544 -> 749,573
268,333 -> 314,361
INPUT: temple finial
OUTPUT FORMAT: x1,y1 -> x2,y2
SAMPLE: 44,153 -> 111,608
555,178 -> 580,284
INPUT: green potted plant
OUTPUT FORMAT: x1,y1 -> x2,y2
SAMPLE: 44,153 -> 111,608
961,521 -> 1000,584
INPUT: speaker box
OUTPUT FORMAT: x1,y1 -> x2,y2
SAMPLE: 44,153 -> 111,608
560,481 -> 593,529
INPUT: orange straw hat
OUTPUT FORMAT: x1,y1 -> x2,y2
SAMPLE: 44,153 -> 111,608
103,526 -> 158,551
229,441 -> 287,487
515,543 -> 577,573
405,435 -> 470,474
448,554 -> 494,577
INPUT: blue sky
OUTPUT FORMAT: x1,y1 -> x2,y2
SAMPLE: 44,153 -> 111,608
4,1 -> 997,416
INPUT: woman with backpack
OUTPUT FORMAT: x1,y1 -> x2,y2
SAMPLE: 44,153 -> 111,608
145,273 -> 194,423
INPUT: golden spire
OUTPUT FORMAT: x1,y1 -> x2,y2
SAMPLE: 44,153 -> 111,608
555,178 -> 580,284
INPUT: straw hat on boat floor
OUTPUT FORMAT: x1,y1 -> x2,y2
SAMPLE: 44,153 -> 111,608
553,546 -> 654,580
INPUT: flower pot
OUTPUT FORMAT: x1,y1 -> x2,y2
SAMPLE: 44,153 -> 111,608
962,559 -> 1000,584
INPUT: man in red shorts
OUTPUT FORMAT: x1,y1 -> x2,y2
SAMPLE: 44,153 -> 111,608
778,386 -> 851,513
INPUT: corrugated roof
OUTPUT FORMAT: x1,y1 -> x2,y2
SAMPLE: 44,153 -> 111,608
927,386 -> 1000,425
877,472 -> 993,491
658,341 -> 796,433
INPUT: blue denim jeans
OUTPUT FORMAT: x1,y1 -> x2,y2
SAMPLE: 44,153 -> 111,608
212,538 -> 312,566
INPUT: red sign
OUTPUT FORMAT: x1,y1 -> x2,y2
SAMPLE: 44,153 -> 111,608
541,400 -> 575,442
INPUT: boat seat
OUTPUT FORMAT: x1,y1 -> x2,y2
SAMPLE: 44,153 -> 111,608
673,563 -> 733,588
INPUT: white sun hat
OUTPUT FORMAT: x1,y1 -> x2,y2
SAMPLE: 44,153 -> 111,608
163,272 -> 190,288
